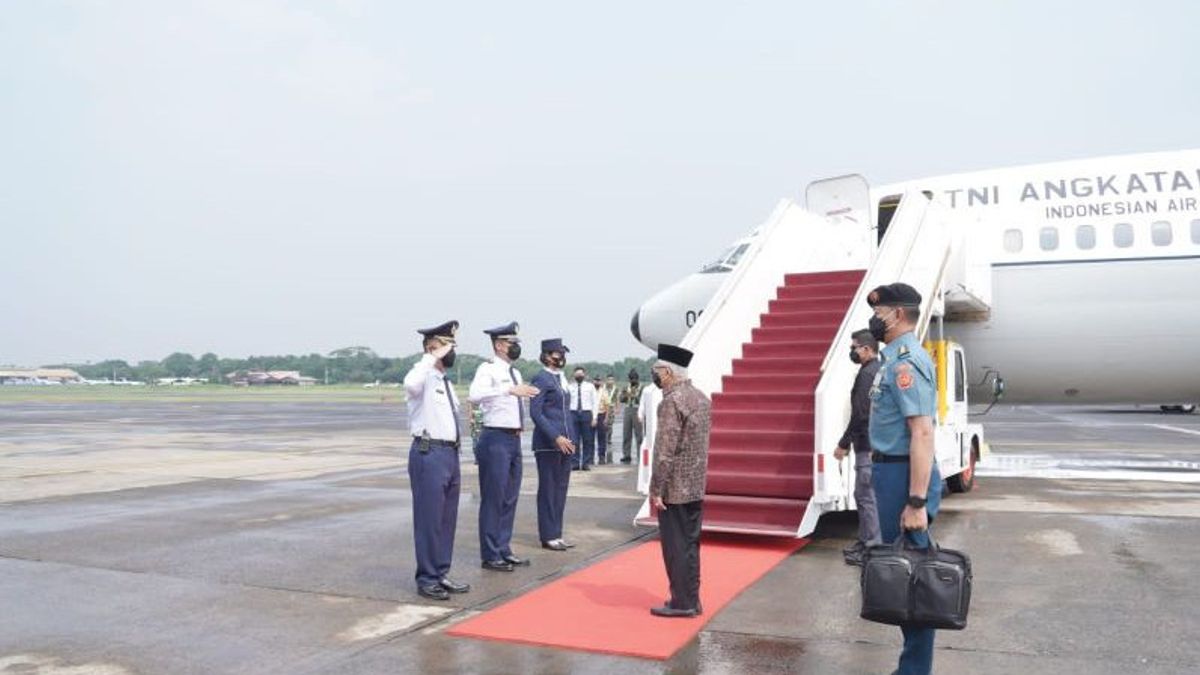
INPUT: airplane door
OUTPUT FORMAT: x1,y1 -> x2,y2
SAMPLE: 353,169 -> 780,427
805,174 -> 871,234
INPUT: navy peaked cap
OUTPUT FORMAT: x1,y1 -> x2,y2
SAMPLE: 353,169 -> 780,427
417,320 -> 459,341
483,321 -> 520,340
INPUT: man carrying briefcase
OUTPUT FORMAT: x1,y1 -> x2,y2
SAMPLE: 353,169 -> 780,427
863,283 -> 944,675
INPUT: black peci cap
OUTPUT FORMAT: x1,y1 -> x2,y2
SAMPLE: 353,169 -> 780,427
656,343 -> 694,368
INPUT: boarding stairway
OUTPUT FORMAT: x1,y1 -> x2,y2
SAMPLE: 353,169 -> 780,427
635,176 -> 991,537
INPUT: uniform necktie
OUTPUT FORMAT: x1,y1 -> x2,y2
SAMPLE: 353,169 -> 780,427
509,366 -> 524,429
444,375 -> 460,444
576,382 -> 582,412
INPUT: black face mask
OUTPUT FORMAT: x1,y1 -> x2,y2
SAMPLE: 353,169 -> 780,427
868,315 -> 889,343
505,343 -> 521,361
849,347 -> 862,365
441,349 -> 457,369
651,372 -> 663,389
574,375 -> 585,383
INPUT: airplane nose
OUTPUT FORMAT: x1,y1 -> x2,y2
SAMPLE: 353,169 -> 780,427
630,310 -> 641,342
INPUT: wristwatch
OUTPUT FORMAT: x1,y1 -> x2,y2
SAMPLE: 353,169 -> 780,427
906,495 -> 928,509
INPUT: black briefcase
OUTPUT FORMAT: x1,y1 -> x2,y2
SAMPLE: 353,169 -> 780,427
860,534 -> 972,630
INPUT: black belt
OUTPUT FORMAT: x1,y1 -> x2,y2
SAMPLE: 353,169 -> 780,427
871,452 -> 910,464
483,426 -> 521,435
414,437 -> 460,450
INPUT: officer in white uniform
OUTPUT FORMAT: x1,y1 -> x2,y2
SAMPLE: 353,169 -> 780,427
403,320 -> 469,601
469,321 -> 539,572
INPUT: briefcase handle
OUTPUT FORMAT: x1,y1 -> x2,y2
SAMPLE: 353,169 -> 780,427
890,531 -> 940,555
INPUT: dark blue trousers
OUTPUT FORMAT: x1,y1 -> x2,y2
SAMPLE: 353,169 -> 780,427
534,449 -> 571,542
872,461 -> 942,675
595,413 -> 608,462
408,440 -> 461,587
476,429 -> 523,562
570,410 -> 594,469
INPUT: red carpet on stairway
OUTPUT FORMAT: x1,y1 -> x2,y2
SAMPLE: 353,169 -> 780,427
704,269 -> 865,535
446,535 -> 806,660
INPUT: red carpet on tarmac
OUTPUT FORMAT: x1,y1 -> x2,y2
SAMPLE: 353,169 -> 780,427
447,535 -> 807,660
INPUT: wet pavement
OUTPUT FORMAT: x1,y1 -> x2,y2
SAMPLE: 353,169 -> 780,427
2,400 -> 1199,674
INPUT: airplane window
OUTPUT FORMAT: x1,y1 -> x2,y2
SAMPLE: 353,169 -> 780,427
1003,229 -> 1023,253
1193,219 -> 1200,244
699,246 -> 737,273
1113,223 -> 1134,248
726,243 -> 751,266
1039,227 -> 1059,251
1151,221 -> 1173,246
1075,224 -> 1096,250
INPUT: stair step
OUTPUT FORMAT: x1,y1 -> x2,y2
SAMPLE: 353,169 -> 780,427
709,428 -> 813,453
711,408 -> 811,432
741,343 -> 828,360
759,310 -> 846,329
707,470 -> 812,499
720,374 -> 818,395
751,327 -> 839,344
707,448 -> 812,473
730,357 -> 820,376
783,270 -> 866,286
776,284 -> 858,301
768,296 -> 855,313
701,494 -> 807,534
712,391 -> 814,412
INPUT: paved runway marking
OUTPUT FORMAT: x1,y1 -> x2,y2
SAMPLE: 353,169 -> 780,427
1027,529 -> 1083,556
0,654 -> 132,674
1147,423 -> 1200,438
336,604 -> 455,642
979,453 -> 1200,483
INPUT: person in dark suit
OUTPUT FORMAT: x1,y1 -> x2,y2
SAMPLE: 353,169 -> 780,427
834,328 -> 882,565
528,338 -> 577,551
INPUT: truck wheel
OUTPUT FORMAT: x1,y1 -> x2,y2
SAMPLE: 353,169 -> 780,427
947,441 -> 977,493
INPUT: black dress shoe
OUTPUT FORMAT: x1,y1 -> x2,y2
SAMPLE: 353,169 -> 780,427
503,554 -> 530,566
481,559 -> 514,572
418,584 -> 450,601
620,457 -> 632,464
541,540 -> 568,551
661,600 -> 703,615
650,605 -> 699,618
581,465 -> 592,471
439,577 -> 471,593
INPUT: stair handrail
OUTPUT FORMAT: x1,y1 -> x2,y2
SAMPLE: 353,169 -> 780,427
681,199 -> 791,395
810,190 -> 953,509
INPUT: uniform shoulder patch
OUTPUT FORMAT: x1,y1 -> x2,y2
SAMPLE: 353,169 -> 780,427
896,370 -> 914,390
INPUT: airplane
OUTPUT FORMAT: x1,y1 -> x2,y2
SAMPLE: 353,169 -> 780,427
631,148 -> 1200,410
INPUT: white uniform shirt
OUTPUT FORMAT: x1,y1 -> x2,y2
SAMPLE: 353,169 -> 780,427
636,383 -> 662,494
567,379 -> 597,413
468,357 -> 524,429
403,354 -> 461,442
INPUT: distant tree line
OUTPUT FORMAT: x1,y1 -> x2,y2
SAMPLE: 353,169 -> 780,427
52,347 -> 657,385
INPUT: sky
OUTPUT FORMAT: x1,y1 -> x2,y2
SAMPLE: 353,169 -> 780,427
2,1 -> 1197,366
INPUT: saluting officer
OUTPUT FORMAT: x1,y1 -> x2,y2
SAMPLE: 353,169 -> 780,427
469,322 -> 539,572
403,320 -> 470,601
865,283 -> 943,675
528,338 -> 577,551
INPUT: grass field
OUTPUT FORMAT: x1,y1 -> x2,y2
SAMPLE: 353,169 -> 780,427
0,384 -> 430,404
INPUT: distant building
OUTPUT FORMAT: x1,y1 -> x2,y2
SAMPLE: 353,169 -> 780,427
225,370 -> 317,386
0,368 -> 83,385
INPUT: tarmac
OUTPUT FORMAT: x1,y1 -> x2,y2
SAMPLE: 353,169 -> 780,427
2,399 -> 1200,674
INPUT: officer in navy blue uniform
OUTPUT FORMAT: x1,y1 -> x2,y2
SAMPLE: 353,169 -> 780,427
468,321 -> 540,572
865,284 -> 943,675
527,338 -> 578,551
403,320 -> 470,601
